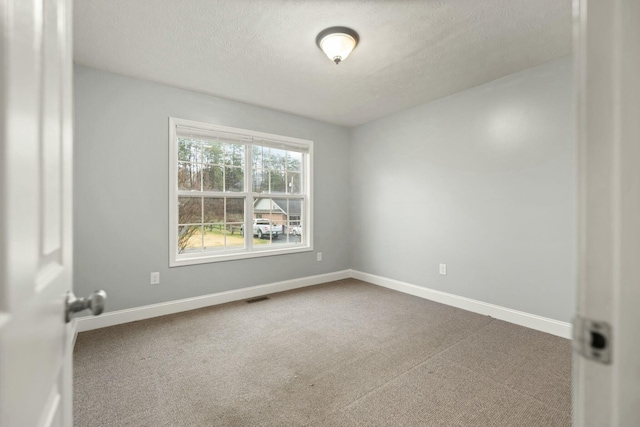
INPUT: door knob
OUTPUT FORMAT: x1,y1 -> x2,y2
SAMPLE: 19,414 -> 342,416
65,290 -> 107,322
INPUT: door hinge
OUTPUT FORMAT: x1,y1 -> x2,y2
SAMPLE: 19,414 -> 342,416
573,316 -> 612,364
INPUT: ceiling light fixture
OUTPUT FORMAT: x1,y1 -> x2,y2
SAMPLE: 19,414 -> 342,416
316,27 -> 359,65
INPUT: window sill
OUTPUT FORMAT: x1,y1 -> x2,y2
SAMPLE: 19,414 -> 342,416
170,244 -> 313,267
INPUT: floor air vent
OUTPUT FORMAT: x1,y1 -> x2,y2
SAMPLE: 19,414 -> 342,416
246,296 -> 270,304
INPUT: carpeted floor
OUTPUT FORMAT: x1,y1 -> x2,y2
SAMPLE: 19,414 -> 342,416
73,279 -> 571,426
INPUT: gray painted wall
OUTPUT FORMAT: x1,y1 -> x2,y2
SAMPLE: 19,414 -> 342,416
73,66 -> 350,312
75,57 -> 575,323
349,57 -> 575,322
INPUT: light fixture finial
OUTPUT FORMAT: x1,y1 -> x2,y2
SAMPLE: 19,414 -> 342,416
316,27 -> 359,65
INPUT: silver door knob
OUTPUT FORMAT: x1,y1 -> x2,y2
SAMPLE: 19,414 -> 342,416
65,290 -> 107,322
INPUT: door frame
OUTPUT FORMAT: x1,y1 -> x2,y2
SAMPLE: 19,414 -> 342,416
573,0 -> 640,425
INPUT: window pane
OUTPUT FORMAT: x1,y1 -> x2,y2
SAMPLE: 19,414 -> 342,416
224,144 -> 245,167
252,146 -> 266,169
269,148 -> 286,172
252,170 -> 268,193
272,198 -> 288,217
272,198 -> 289,241
271,198 -> 302,242
290,199 -> 303,243
178,225 -> 202,253
289,199 -> 302,224
202,224 -> 225,251
179,197 -> 202,224
225,166 -> 244,192
269,171 -> 286,193
203,198 -> 224,223
287,199 -> 306,244
287,221 -> 303,242
249,211 -> 283,246
287,151 -> 302,172
178,162 -> 201,191
202,165 -> 223,191
286,172 -> 301,194
253,197 -> 273,220
178,138 -> 200,163
225,223 -> 244,249
202,141 -> 224,164
199,198 -> 245,250
226,198 -> 244,223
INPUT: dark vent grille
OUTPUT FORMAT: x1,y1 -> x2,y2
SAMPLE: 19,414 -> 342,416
246,296 -> 269,304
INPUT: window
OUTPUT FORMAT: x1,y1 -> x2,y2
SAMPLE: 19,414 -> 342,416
169,118 -> 313,266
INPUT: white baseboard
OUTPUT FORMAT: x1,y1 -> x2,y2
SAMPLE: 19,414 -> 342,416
77,268 -> 572,340
76,270 -> 351,332
350,270 -> 572,339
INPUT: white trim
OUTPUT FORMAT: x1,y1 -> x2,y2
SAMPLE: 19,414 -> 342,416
306,140 -> 314,251
172,246 -> 313,267
574,1 -> 640,425
76,270 -> 350,332
169,117 -> 179,265
76,269 -> 572,339
350,270 -> 572,339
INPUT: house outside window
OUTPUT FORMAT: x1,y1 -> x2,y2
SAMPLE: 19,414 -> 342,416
169,118 -> 313,266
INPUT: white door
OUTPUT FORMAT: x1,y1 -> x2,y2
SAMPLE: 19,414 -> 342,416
0,0 -> 75,426
574,0 -> 640,425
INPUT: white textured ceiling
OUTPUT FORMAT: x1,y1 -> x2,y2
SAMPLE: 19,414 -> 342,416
73,0 -> 572,127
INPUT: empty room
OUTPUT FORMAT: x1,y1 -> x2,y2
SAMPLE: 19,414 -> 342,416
2,0 -> 639,427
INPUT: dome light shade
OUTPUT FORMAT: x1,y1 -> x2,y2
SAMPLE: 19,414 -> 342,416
316,27 -> 359,64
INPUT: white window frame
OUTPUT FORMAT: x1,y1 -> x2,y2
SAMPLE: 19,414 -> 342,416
169,117 -> 313,267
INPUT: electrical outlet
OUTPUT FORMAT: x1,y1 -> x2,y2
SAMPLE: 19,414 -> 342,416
150,272 -> 160,285
439,264 -> 447,275
317,252 -> 323,262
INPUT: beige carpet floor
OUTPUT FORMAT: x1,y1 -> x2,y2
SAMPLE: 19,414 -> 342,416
73,279 -> 571,426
